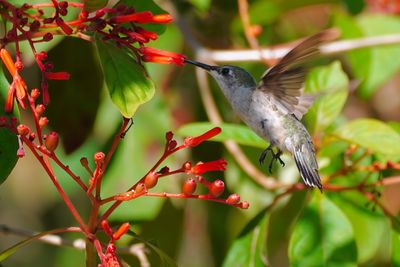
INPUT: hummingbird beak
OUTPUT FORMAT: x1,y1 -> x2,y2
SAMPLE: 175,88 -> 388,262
184,59 -> 216,71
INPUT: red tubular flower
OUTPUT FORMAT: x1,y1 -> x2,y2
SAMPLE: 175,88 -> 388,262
150,14 -> 173,23
55,17 -> 73,35
136,27 -> 158,40
45,71 -> 70,80
112,223 -> 130,240
0,49 -> 16,76
190,159 -> 227,175
139,47 -> 186,66
5,84 -> 15,113
110,11 -> 154,24
184,127 -> 221,147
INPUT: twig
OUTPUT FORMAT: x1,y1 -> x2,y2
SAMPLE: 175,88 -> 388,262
202,33 -> 400,63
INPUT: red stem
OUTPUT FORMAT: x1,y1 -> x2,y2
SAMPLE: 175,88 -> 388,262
22,136 -> 90,234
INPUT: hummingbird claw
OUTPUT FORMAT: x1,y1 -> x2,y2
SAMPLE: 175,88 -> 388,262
259,146 -> 286,173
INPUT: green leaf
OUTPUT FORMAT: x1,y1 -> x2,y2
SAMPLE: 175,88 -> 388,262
330,192 -> 392,265
392,231 -> 400,267
0,68 -> 18,185
304,61 -> 349,133
335,14 -> 400,98
176,122 -> 267,148
46,38 -> 102,153
267,191 -> 309,266
95,39 -> 155,118
222,209 -> 269,267
289,194 -> 357,267
84,0 -> 108,12
333,119 -> 400,156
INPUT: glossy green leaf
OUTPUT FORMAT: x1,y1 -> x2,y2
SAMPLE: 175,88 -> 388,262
47,38 -> 102,153
222,209 -> 269,267
267,191 -> 308,266
84,0 -> 108,12
289,194 -> 357,267
335,14 -> 400,98
0,68 -> 18,185
177,122 -> 267,148
392,231 -> 400,267
334,119 -> 400,156
95,39 -> 155,118
330,192 -> 392,265
304,61 -> 349,133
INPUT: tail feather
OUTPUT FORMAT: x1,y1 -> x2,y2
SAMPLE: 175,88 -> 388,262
293,143 -> 322,191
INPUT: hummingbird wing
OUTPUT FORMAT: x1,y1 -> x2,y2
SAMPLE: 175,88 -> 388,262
257,30 -> 338,119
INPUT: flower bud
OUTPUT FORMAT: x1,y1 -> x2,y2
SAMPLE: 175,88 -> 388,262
39,117 -> 49,128
226,194 -> 240,204
101,220 -> 113,237
94,152 -> 105,164
182,178 -> 196,195
209,180 -> 224,197
29,132 -> 36,141
112,223 -> 130,240
0,116 -> 7,126
31,88 -> 40,99
17,124 -> 30,136
144,171 -> 159,189
35,104 -> 45,116
240,201 -> 250,209
44,131 -> 59,152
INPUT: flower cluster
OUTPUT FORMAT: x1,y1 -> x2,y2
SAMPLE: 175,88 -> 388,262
107,127 -> 249,210
96,220 -> 131,267
0,1 -> 185,107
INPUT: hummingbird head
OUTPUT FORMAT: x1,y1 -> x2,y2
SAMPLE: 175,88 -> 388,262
184,59 -> 257,93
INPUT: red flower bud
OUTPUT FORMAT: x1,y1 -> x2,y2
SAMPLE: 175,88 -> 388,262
166,131 -> 173,141
17,146 -> 25,158
167,140 -> 177,151
101,220 -> 113,237
182,178 -> 196,195
39,117 -> 49,128
226,194 -> 240,204
36,51 -> 48,61
159,166 -> 170,174
144,171 -> 159,189
35,104 -> 45,116
110,11 -> 153,24
112,223 -> 130,240
136,27 -> 158,40
209,180 -> 224,197
94,152 -> 105,164
139,47 -> 186,66
29,132 -> 36,141
240,201 -> 250,209
31,88 -> 40,99
17,124 -> 30,136
45,131 -> 59,152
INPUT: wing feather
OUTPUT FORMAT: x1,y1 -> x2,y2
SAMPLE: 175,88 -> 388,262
258,29 -> 339,119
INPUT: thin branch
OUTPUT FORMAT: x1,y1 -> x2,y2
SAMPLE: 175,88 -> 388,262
202,33 -> 400,63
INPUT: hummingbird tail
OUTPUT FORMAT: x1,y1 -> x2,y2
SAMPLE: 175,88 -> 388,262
293,143 -> 323,192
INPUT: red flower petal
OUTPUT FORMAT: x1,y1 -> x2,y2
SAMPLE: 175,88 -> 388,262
190,159 -> 227,175
110,11 -> 154,24
183,127 -> 221,147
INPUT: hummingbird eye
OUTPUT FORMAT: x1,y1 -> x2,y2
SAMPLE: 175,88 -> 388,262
220,67 -> 230,76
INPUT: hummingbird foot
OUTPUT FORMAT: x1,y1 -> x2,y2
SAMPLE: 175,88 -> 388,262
259,146 -> 286,173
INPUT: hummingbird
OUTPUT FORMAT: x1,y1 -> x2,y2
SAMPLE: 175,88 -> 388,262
185,30 -> 338,191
